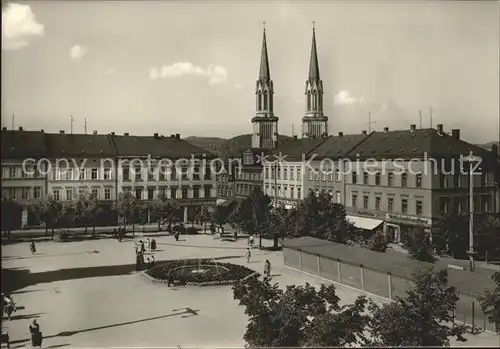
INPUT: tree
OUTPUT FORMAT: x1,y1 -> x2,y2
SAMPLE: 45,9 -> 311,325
113,191 -> 140,236
368,268 -> 467,346
1,198 -> 21,240
31,196 -> 65,239
293,190 -> 357,244
211,203 -> 231,234
267,204 -> 296,249
196,205 -> 213,232
232,275 -> 371,347
228,201 -> 243,236
402,227 -> 436,263
479,272 -> 500,331
72,192 -> 103,237
151,191 -> 180,232
366,230 -> 389,253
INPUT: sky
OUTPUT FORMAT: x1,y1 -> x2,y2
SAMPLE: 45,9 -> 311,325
2,1 -> 499,144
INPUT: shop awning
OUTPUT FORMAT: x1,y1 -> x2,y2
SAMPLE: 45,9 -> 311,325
346,215 -> 384,231
216,199 -> 233,207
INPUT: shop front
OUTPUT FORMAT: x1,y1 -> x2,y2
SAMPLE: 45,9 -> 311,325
345,209 -> 385,234
275,199 -> 300,210
384,213 -> 432,244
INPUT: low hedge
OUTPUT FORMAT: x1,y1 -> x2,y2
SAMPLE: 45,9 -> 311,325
146,258 -> 257,286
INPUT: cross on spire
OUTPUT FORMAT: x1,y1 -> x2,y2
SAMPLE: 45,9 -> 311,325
312,20 -> 316,31
262,20 -> 266,32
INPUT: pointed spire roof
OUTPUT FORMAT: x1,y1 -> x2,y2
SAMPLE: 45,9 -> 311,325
308,22 -> 320,81
259,22 -> 270,80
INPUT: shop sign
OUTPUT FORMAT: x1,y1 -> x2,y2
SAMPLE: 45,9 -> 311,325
385,213 -> 432,226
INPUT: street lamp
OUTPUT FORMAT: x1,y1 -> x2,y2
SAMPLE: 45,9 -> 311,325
464,151 -> 482,272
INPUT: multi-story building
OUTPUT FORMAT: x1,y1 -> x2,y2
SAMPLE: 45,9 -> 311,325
263,136 -> 326,208
1,129 -> 216,227
234,147 -> 268,199
1,127 -> 48,228
216,167 -> 235,204
303,124 -> 499,244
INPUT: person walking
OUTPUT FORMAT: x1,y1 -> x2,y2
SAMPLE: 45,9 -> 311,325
140,240 -> 146,254
249,235 -> 254,248
245,248 -> 251,263
29,320 -> 42,349
146,238 -> 151,252
151,255 -> 155,268
150,238 -> 157,252
3,294 -> 16,321
264,260 -> 271,278
167,270 -> 174,287
30,241 -> 36,254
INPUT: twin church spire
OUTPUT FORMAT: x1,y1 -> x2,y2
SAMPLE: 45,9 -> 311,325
251,21 -> 329,149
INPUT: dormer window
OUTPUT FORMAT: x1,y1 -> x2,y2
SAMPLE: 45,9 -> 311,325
243,155 -> 253,165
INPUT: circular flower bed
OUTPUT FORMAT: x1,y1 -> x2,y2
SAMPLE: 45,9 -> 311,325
146,258 -> 257,286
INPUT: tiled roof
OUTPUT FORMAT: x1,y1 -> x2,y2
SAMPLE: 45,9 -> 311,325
347,128 -> 493,160
45,133 -> 115,157
1,130 -> 47,159
271,137 -> 327,161
312,134 -> 369,159
111,134 -> 213,159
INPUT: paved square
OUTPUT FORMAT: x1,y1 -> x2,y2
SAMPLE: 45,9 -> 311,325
2,234 -> 498,347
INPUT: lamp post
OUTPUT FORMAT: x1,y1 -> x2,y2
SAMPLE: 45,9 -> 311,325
464,151 -> 482,272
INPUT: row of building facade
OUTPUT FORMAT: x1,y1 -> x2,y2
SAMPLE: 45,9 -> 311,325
1,128 -> 217,228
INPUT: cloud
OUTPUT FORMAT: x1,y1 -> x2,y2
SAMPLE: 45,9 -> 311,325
149,62 -> 228,85
2,3 -> 45,50
234,84 -> 243,89
333,90 -> 366,106
106,68 -> 117,75
69,45 -> 89,60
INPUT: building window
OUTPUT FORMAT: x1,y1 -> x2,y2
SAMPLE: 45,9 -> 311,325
277,167 -> 281,180
290,168 -> 294,180
181,169 -> 188,181
52,168 -> 58,180
67,168 -> 74,180
79,188 -> 85,196
22,167 -> 29,178
103,168 -> 111,180
243,155 -> 252,165
135,188 -> 142,200
297,168 -> 301,179
192,187 -> 199,198
335,169 -> 340,182
135,167 -> 142,181
297,186 -> 301,198
104,188 -> 111,200
439,197 -> 449,214
148,188 -> 155,200
387,172 -> 394,186
91,168 -> 99,180
123,168 -> 130,181
363,171 -> 369,184
290,186 -> 295,199
352,171 -> 357,184
21,187 -> 30,200
375,173 -> 381,185
170,167 -> 177,181
401,173 -> 407,187
9,167 -> 17,178
192,167 -> 200,181
336,191 -> 341,204
401,198 -> 408,213
416,173 -> 422,188
321,171 -> 326,181
308,169 -> 313,181
416,200 -> 423,216
481,196 -> 490,212
171,187 -> 177,199
205,185 -> 211,198
53,189 -> 60,201
283,168 -> 288,180
388,197 -> 394,212
34,187 -> 42,199
375,196 -> 381,211
91,189 -> 99,198
363,195 -> 369,209
352,193 -> 358,207
182,188 -> 188,199
265,168 -> 269,179
66,189 -> 73,201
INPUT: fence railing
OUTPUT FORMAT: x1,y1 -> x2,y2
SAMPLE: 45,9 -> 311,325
284,247 -> 499,334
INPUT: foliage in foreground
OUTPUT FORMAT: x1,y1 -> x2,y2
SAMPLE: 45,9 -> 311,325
233,269 -> 468,347
479,271 -> 500,328
402,227 -> 436,263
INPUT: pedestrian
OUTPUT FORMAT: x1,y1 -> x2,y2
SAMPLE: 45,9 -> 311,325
264,259 -> 271,278
135,252 -> 142,271
140,240 -> 145,253
146,257 -> 151,269
167,270 -> 174,287
134,242 -> 138,254
30,241 -> 36,254
174,232 -> 179,242
151,255 -> 155,268
113,228 -> 117,238
245,248 -> 251,263
29,319 -> 42,349
249,235 -> 254,248
233,231 -> 237,241
3,294 -> 16,321
146,238 -> 151,252
1,329 -> 9,348
150,238 -> 157,252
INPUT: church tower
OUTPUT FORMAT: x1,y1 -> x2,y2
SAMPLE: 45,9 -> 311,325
302,23 -> 328,139
251,22 -> 279,149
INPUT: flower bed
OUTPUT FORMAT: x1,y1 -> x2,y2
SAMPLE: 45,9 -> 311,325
146,258 -> 257,286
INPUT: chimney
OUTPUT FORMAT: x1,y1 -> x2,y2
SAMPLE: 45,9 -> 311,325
338,132 -> 343,137
154,132 -> 159,138
361,130 -> 367,135
59,130 -> 65,134
437,124 -> 444,134
451,129 -> 460,140
18,126 -> 23,131
2,127 -> 6,131
175,133 -> 180,140
383,127 -> 389,132
111,132 -> 115,136
491,144 -> 498,157
124,133 -> 129,136
410,124 -> 416,132
93,130 -> 97,135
